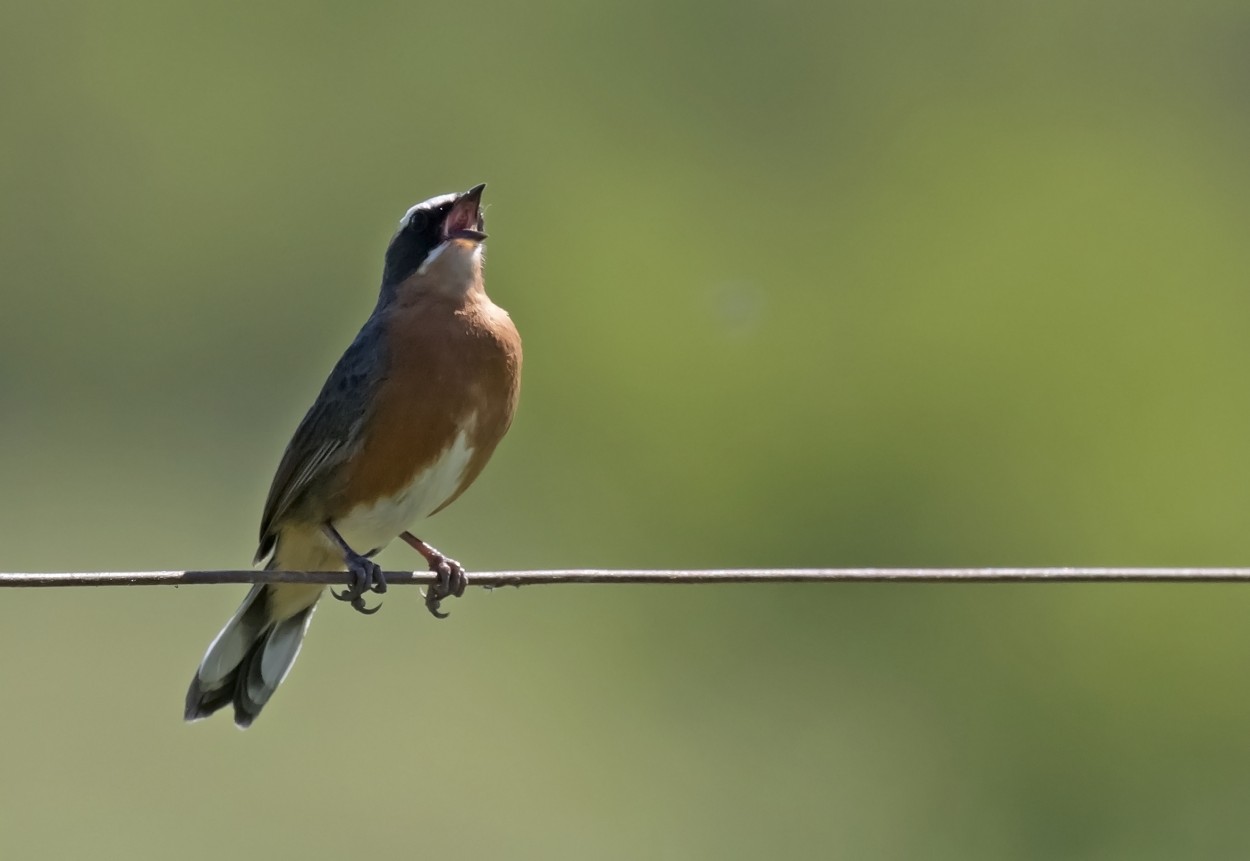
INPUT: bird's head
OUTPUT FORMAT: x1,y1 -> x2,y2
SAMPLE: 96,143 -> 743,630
382,183 -> 487,294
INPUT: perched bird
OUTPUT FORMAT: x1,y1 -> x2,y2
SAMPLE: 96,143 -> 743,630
185,183 -> 522,728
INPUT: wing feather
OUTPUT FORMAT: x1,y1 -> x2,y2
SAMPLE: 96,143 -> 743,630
254,316 -> 388,562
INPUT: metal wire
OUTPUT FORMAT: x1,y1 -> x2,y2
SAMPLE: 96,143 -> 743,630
1,568 -> 1248,587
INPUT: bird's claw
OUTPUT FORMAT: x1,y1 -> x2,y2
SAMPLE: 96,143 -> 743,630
333,553 -> 387,616
331,588 -> 383,615
423,555 -> 467,620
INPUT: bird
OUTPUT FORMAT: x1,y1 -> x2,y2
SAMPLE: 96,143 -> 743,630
185,183 -> 522,728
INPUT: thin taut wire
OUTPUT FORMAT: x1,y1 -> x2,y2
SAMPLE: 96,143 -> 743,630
1,568 -> 1249,588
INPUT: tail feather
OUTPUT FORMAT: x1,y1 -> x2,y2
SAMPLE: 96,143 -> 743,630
196,585 -> 269,685
234,606 -> 316,727
185,585 -> 319,728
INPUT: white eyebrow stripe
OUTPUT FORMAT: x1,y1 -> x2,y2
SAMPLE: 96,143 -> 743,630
398,192 -> 459,228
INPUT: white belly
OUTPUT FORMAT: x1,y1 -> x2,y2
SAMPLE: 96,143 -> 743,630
333,427 -> 475,555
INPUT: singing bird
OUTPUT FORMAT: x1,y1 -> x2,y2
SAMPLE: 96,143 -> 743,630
185,184 -> 522,728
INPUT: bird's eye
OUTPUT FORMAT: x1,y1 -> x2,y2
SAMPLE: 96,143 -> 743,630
408,211 -> 429,231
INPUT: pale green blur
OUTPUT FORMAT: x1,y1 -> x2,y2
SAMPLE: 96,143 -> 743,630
3,2 -> 1250,858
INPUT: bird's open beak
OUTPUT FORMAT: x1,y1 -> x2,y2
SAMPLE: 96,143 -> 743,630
442,183 -> 487,242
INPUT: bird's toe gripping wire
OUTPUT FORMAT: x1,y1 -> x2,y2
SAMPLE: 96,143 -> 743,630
323,523 -> 387,615
400,531 -> 467,619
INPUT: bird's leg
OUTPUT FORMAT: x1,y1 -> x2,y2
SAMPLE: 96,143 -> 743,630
399,531 -> 467,619
322,522 -> 386,615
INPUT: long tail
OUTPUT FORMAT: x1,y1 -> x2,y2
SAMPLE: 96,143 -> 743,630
185,584 -> 320,728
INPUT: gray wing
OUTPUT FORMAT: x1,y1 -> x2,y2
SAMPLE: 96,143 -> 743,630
254,316 -> 389,564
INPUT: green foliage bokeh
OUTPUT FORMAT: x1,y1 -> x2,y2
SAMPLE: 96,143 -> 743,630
3,2 -> 1250,858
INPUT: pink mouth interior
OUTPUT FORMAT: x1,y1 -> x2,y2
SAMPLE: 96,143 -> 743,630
443,200 -> 481,239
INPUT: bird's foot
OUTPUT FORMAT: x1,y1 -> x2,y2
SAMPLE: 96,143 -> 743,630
400,531 -> 467,619
424,553 -> 467,619
322,524 -> 387,615
332,552 -> 386,614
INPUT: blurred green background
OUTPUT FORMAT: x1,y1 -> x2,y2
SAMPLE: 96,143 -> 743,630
3,1 -> 1250,858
